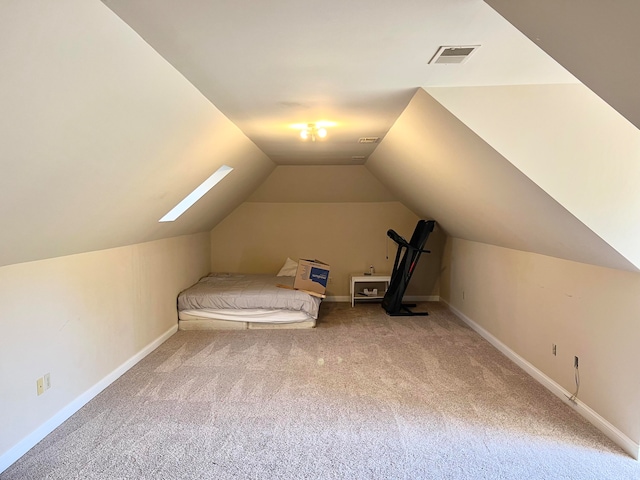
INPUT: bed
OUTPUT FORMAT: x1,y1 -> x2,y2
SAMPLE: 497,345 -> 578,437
177,263 -> 322,330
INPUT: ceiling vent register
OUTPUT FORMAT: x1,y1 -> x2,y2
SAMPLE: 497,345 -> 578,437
358,137 -> 379,144
429,45 -> 480,64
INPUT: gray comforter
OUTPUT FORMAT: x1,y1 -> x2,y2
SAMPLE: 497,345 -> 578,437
177,273 -> 321,319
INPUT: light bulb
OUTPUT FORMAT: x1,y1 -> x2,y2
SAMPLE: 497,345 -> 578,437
317,128 -> 327,138
300,129 -> 308,140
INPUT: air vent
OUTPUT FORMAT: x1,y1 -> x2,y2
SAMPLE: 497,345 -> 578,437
358,137 -> 379,144
429,45 -> 479,64
351,155 -> 366,160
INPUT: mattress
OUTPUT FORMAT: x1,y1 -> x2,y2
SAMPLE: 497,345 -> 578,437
178,310 -> 316,330
177,273 -> 321,329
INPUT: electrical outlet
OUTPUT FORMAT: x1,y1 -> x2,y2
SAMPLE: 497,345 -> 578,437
574,356 -> 579,368
44,373 -> 51,390
462,290 -> 465,300
36,377 -> 44,396
552,344 -> 557,356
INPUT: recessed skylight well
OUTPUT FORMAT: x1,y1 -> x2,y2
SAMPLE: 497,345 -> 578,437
159,165 -> 233,222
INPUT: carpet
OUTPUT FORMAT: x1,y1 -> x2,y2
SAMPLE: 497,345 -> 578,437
3,302 -> 639,479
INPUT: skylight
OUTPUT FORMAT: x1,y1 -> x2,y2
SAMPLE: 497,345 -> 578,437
159,165 -> 233,222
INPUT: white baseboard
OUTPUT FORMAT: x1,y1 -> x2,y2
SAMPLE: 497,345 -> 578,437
324,295 -> 440,303
0,324 -> 178,474
443,300 -> 639,460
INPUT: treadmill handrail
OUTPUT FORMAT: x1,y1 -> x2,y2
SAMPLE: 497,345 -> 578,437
387,229 -> 430,253
386,229 -> 407,246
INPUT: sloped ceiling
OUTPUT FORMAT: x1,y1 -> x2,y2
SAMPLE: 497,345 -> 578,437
0,1 -> 274,267
367,89 -> 636,272
247,165 -> 397,204
1,0 -> 638,273
426,84 -> 640,270
486,0 -> 640,131
101,0 -> 576,165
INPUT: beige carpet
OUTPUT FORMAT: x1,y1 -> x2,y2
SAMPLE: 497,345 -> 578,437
3,302 -> 639,479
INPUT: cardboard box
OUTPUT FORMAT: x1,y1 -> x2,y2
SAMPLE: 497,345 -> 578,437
294,259 -> 331,295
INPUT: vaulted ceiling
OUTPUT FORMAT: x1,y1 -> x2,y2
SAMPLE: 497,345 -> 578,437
101,0 -> 576,165
1,1 -> 639,272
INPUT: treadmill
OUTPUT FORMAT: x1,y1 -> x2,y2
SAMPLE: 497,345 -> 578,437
382,219 -> 435,316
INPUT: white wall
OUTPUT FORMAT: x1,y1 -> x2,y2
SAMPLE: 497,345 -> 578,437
0,233 -> 210,471
441,237 -> 640,455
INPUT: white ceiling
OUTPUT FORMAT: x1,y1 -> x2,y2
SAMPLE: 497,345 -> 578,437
2,0 -> 639,272
368,88 -> 637,271
102,0 -> 576,165
486,0 -> 640,131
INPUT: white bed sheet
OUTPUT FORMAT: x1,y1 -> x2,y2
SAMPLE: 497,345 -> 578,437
177,273 -> 320,319
179,308 -> 312,323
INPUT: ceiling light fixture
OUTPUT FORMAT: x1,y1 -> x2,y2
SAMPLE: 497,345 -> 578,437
300,123 -> 327,142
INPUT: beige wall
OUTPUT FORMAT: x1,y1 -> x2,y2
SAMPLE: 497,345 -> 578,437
210,202 -> 445,298
441,237 -> 640,447
0,233 -> 210,466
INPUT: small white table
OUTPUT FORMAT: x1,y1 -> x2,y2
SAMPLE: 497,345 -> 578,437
350,273 -> 391,307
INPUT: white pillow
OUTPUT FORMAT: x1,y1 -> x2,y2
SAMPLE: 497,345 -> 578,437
277,257 -> 299,277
